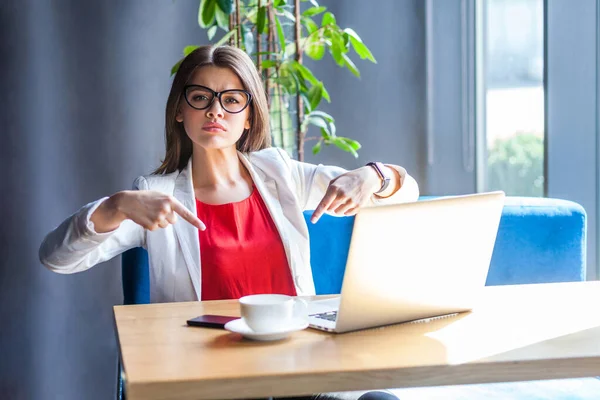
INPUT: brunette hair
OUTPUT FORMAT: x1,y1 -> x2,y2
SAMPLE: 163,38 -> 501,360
154,45 -> 270,174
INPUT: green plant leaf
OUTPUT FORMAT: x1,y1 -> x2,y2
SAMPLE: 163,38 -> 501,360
339,137 -> 361,151
215,7 -> 230,29
261,60 -> 278,69
320,127 -> 330,139
305,36 -> 325,60
214,29 -> 236,46
171,58 -> 183,76
303,116 -> 329,133
291,70 -> 309,93
300,92 -> 312,113
292,61 -> 318,85
216,0 -> 233,14
301,16 -> 319,35
284,42 -> 296,59
257,6 -> 268,34
321,11 -> 336,26
274,0 -> 287,6
343,28 -> 362,42
327,30 -> 347,66
332,137 -> 358,157
312,140 -> 322,155
276,65 -> 298,95
199,0 -> 217,28
281,10 -> 296,22
307,110 -> 334,123
349,37 -> 376,63
329,46 -> 344,66
307,82 -> 324,110
207,25 -> 218,40
303,6 -> 326,17
275,14 -> 286,54
184,45 -> 199,56
344,28 -> 376,63
342,53 -> 360,77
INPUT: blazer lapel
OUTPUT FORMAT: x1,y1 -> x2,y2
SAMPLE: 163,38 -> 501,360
172,158 -> 202,300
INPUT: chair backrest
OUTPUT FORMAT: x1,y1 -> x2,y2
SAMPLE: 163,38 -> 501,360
121,247 -> 150,304
121,196 -> 587,303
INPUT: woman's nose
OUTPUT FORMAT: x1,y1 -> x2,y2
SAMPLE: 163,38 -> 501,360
206,98 -> 225,119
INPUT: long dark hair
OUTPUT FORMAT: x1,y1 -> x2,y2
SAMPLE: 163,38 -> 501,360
154,45 -> 271,175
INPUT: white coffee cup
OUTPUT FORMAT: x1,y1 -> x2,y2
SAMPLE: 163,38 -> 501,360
239,294 -> 308,333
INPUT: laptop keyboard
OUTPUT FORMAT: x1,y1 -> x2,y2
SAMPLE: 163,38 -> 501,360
312,311 -> 338,322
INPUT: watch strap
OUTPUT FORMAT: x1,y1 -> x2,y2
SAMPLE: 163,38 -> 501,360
366,162 -> 391,194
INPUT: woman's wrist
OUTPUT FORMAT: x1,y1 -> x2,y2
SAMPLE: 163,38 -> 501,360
373,166 -> 401,198
90,192 -> 128,233
362,166 -> 384,193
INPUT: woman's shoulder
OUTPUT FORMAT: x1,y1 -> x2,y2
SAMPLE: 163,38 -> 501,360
132,170 -> 179,192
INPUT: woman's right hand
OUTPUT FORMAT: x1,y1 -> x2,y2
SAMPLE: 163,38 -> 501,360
90,190 -> 206,233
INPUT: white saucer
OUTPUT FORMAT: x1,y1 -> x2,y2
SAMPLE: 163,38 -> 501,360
224,318 -> 309,341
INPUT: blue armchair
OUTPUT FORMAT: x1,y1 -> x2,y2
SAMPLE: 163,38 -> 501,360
119,196 -> 598,399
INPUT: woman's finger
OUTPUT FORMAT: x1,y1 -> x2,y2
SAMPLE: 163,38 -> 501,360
165,211 -> 178,225
326,195 -> 348,213
157,217 -> 170,229
333,199 -> 355,215
343,206 -> 360,216
311,187 -> 337,223
170,198 -> 206,230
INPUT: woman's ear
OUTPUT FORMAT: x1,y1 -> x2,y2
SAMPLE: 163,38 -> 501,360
244,118 -> 251,130
176,110 -> 183,123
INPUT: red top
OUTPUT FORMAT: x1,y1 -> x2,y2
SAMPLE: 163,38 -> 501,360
196,186 -> 297,301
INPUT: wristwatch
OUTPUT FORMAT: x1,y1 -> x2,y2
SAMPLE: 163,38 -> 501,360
366,162 -> 391,194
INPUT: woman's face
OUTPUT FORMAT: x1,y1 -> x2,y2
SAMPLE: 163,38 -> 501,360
176,66 -> 251,151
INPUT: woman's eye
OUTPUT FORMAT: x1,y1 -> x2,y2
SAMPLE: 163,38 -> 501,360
225,97 -> 239,104
193,95 -> 208,101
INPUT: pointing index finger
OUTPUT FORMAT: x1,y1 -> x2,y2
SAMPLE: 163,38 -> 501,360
311,188 -> 337,224
171,199 -> 206,230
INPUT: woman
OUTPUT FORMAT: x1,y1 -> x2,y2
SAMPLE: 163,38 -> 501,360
39,45 -> 418,399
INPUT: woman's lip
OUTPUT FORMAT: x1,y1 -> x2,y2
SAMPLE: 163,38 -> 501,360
202,126 -> 225,132
202,123 -> 226,131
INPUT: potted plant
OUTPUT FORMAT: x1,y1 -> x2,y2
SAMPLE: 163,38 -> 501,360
172,0 -> 376,161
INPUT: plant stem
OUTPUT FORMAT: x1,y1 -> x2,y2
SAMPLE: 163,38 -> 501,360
266,4 -> 274,109
235,0 -> 241,47
294,0 -> 304,161
276,68 -> 287,151
229,11 -> 234,46
256,0 -> 262,71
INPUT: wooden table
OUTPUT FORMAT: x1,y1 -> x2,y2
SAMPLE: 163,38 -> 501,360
114,281 -> 600,400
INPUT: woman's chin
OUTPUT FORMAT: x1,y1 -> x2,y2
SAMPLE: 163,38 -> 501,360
190,135 -> 239,151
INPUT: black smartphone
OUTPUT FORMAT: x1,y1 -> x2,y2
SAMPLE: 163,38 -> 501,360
186,315 -> 238,329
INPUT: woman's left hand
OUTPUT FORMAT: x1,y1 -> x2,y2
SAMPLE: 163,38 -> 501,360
310,167 -> 382,223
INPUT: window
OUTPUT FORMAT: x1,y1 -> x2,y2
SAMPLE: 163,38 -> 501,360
479,0 -> 545,197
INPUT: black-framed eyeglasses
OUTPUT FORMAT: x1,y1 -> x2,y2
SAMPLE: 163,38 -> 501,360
183,85 -> 252,114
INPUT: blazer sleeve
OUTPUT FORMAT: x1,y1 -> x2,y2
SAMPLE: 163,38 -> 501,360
38,177 -> 147,274
274,148 -> 420,211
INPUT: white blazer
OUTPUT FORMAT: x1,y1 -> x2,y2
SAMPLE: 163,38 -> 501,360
39,148 -> 419,303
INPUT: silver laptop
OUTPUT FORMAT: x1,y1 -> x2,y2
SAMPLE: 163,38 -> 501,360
308,191 -> 505,333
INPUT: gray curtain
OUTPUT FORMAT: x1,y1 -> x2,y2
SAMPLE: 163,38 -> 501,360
1,1 -> 201,398
0,1 -> 425,399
